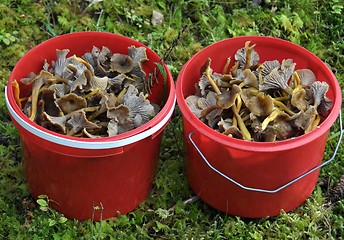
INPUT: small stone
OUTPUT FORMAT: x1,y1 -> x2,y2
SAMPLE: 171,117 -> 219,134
151,10 -> 163,26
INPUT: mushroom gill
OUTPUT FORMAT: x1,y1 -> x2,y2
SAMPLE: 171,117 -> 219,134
259,68 -> 292,94
66,110 -> 101,136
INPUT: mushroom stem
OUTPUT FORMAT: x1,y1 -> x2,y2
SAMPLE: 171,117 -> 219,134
84,88 -> 100,98
222,57 -> 231,75
117,87 -> 127,103
273,99 -> 295,115
244,41 -> 256,70
292,71 -> 301,87
236,94 -> 242,112
205,66 -> 221,95
231,104 -> 251,140
305,114 -> 320,133
262,109 -> 280,130
200,105 -> 220,119
273,96 -> 289,102
12,80 -> 22,109
29,79 -> 44,121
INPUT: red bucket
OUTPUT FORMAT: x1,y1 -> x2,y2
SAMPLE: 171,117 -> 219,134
6,32 -> 176,221
176,36 -> 342,218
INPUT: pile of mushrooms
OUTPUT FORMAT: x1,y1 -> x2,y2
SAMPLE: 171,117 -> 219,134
15,45 -> 160,137
186,41 -> 333,142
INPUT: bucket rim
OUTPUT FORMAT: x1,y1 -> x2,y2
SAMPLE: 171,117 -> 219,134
176,35 -> 342,152
6,31 -> 176,149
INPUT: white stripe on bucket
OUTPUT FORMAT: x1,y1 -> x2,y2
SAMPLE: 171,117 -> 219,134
5,87 -> 176,149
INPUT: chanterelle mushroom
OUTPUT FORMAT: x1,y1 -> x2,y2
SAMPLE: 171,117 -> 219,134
245,92 -> 274,117
110,53 -> 134,74
128,46 -> 149,78
121,84 -> 156,127
259,68 -> 292,94
20,70 -> 54,121
57,93 -> 87,114
66,110 -> 101,136
186,41 -> 333,142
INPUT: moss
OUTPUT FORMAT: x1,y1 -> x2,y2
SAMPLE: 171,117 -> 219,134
0,0 -> 343,239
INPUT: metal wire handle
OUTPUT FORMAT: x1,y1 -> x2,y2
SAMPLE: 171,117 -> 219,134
188,110 -> 343,194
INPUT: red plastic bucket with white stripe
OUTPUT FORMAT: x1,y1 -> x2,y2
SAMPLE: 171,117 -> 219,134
176,36 -> 342,218
6,32 -> 176,221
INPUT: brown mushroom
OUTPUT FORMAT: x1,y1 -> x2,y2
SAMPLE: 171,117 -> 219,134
259,68 -> 292,94
280,58 -> 296,83
110,53 -> 134,74
41,112 -> 68,134
199,91 -> 217,118
57,93 -> 87,114
89,75 -> 109,91
98,46 -> 112,67
66,110 -> 101,136
238,69 -> 258,89
311,81 -> 330,108
186,95 -> 202,118
122,85 -> 156,126
48,83 -> 70,98
245,92 -> 274,117
257,60 -> 280,78
198,73 -> 211,96
53,49 -> 70,77
269,111 -> 295,140
235,41 -> 259,69
291,87 -> 308,111
20,70 -> 55,121
40,88 -> 63,117
216,84 -> 241,109
294,69 -> 316,87
128,46 -> 149,78
106,105 -> 134,135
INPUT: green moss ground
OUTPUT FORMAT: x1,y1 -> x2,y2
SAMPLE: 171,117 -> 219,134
0,1 -> 343,239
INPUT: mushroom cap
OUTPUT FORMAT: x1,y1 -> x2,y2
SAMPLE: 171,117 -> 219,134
110,53 -> 134,74
128,46 -> 148,78
40,88 -> 63,117
318,96 -> 333,117
257,60 -> 280,78
294,69 -> 316,87
106,105 -> 135,135
240,69 -> 258,88
53,49 -> 70,77
270,111 -> 295,140
186,95 -> 202,118
89,75 -> 109,91
48,83 -> 70,98
234,41 -> 260,69
216,84 -> 241,109
280,58 -> 296,82
259,68 -> 290,92
57,93 -> 87,114
122,85 -> 156,126
240,89 -> 274,117
66,110 -> 101,135
98,46 -> 112,66
198,91 -> 217,110
198,73 -> 211,96
41,112 -> 68,134
291,87 -> 308,111
311,81 -> 329,108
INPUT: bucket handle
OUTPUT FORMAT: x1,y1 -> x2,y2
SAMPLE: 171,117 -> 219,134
188,110 -> 343,194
